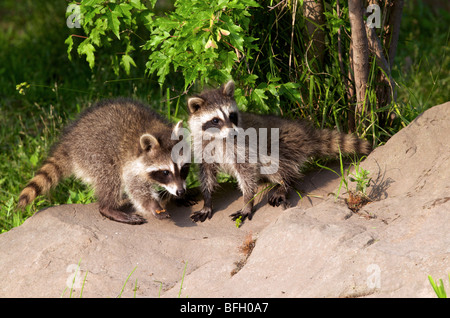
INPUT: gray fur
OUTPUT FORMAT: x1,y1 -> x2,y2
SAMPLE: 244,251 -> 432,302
188,81 -> 371,222
19,98 -> 190,224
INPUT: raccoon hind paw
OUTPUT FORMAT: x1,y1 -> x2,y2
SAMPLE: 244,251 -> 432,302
99,206 -> 147,225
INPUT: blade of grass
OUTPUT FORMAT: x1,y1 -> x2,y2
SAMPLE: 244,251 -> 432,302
178,261 -> 188,298
118,266 -> 137,298
428,275 -> 447,298
79,270 -> 88,298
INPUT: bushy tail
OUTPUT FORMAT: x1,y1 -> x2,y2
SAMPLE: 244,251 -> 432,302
18,154 -> 68,208
315,129 -> 372,157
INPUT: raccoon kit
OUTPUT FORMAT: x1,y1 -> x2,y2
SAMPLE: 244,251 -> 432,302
18,98 -> 191,224
187,81 -> 371,222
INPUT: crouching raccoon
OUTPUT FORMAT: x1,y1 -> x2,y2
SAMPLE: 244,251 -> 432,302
18,98 -> 192,224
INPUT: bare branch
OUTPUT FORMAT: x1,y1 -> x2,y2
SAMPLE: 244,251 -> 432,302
366,24 -> 397,102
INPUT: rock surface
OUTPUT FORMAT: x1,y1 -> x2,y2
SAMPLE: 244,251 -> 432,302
0,102 -> 449,298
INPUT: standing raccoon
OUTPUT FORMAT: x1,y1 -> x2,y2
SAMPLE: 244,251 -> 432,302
187,81 -> 371,222
18,98 -> 191,224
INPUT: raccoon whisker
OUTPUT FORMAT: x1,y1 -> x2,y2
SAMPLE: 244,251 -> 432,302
157,188 -> 171,201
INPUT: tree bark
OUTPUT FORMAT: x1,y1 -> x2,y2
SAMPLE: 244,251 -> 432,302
337,0 -> 356,132
348,0 -> 370,125
377,0 -> 403,110
385,0 -> 404,69
303,0 -> 325,68
369,0 -> 403,124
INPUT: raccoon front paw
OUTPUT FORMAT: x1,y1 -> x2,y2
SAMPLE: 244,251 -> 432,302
268,193 -> 291,209
190,207 -> 212,223
230,209 -> 253,222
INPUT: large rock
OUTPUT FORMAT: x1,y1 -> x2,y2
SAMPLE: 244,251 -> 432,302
0,102 -> 448,298
0,166 -> 340,298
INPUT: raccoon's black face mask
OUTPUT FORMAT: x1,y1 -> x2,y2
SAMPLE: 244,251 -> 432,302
187,80 -> 240,137
139,121 -> 189,197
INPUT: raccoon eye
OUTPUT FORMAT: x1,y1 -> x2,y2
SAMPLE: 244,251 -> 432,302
149,170 -> 171,184
202,117 -> 222,131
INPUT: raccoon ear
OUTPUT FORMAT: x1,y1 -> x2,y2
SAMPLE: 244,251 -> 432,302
140,133 -> 160,152
187,97 -> 205,114
172,120 -> 183,136
222,80 -> 235,97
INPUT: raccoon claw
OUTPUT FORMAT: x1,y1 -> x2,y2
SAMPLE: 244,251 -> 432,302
268,193 -> 291,209
230,210 -> 253,222
190,208 -> 212,223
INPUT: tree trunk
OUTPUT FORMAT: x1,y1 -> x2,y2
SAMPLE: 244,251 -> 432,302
348,0 -> 370,126
337,0 -> 356,132
385,0 -> 404,70
367,0 -> 403,125
303,0 -> 325,68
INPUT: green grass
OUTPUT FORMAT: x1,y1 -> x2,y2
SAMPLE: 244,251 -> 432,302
0,0 -> 448,232
393,2 -> 450,111
428,274 -> 449,298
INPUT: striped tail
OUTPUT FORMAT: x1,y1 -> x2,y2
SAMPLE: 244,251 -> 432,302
18,156 -> 67,208
315,129 -> 372,157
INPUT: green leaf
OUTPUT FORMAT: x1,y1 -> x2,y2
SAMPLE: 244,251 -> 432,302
106,8 -> 121,39
65,35 -> 73,60
221,15 -> 244,51
218,0 -> 230,8
121,54 -> 136,75
77,40 -> 96,69
30,153 -> 38,167
118,3 -> 133,20
81,4 -> 101,27
251,88 -> 268,110
89,19 -> 108,46
220,50 -> 237,72
234,88 -> 248,111
129,0 -> 147,10
145,31 -> 171,48
280,82 -> 302,103
141,11 -> 154,31
184,66 -> 199,90
81,0 -> 100,7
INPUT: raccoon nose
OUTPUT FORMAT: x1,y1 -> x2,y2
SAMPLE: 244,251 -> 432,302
176,189 -> 186,197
